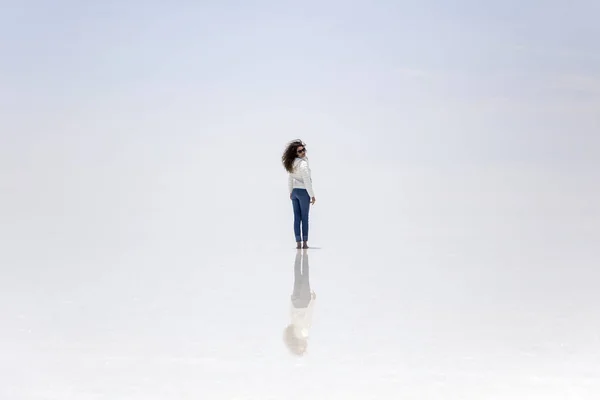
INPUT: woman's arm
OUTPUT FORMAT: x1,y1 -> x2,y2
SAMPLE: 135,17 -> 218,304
299,161 -> 315,199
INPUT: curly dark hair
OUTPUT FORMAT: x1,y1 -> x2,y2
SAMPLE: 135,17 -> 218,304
282,140 -> 306,173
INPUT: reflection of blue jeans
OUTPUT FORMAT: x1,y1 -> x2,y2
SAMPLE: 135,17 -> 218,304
292,250 -> 311,308
291,188 -> 310,242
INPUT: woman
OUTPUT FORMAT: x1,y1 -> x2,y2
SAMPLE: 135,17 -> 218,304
282,140 -> 316,249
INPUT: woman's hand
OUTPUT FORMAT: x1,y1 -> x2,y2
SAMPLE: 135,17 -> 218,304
311,197 -> 316,205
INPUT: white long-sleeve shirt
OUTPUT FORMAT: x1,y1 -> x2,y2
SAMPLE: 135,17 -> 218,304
288,157 -> 315,198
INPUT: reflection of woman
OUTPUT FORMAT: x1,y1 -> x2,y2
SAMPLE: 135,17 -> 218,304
284,249 -> 316,356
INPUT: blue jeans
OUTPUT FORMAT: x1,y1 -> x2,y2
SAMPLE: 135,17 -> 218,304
291,188 -> 310,242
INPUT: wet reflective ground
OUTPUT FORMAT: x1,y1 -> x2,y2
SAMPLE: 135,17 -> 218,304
1,167 -> 599,399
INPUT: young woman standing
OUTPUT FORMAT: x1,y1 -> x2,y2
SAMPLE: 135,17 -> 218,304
282,140 -> 316,249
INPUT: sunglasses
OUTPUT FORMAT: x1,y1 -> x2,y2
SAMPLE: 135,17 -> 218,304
297,147 -> 307,154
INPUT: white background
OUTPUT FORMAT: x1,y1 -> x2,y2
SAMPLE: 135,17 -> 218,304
1,1 -> 600,398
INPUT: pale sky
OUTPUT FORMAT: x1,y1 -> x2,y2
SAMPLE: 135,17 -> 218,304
1,0 -> 599,169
